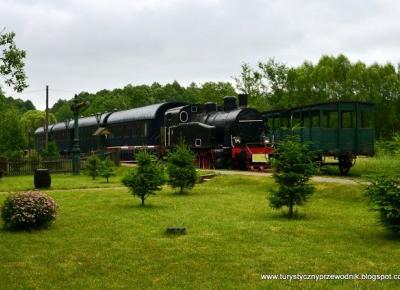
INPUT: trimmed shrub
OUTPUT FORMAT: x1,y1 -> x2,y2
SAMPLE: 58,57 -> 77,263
98,157 -> 116,183
1,191 -> 58,230
122,150 -> 165,206
167,143 -> 196,194
364,175 -> 400,235
86,155 -> 100,180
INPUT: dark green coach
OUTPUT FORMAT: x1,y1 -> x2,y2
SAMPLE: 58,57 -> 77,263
263,101 -> 375,175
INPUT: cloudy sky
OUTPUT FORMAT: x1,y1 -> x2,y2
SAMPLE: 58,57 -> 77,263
1,0 -> 400,109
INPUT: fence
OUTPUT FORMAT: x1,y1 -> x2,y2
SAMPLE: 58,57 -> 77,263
0,157 -> 88,176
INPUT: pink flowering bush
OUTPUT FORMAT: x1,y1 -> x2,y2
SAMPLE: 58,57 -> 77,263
1,191 -> 58,230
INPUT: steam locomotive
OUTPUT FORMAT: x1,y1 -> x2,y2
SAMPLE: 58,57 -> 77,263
35,94 -> 272,170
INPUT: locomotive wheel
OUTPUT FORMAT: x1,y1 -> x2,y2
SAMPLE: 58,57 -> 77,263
338,156 -> 353,176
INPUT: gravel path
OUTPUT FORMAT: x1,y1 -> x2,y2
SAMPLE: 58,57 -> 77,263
209,169 -> 363,185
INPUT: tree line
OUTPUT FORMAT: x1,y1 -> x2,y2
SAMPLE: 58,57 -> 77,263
1,29 -> 400,157
235,55 -> 400,139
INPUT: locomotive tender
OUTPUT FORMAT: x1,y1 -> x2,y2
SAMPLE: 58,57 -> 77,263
35,95 -> 273,170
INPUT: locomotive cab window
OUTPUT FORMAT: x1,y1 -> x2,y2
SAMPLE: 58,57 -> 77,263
323,111 -> 338,128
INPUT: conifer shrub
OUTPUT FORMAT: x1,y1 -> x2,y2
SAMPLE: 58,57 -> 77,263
1,191 -> 58,230
167,143 -> 196,194
86,155 -> 100,180
269,137 -> 316,218
364,175 -> 400,235
122,150 -> 165,206
98,157 -> 116,183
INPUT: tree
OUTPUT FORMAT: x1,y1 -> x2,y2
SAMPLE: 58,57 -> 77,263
269,137 -> 316,218
364,175 -> 400,235
98,157 -> 116,183
86,155 -> 100,180
122,151 -> 165,206
0,30 -> 27,92
167,143 -> 197,194
0,109 -> 26,158
20,110 -> 56,149
41,141 -> 59,158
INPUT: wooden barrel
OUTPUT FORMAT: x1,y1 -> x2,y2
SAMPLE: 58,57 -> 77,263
34,169 -> 51,189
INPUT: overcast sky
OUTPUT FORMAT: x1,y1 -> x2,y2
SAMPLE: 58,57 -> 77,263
1,0 -> 400,110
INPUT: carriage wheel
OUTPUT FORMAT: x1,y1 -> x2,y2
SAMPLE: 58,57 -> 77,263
338,156 -> 353,176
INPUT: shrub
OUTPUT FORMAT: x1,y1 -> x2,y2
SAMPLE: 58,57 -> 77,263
269,137 -> 316,218
167,143 -> 196,194
122,150 -> 165,206
98,157 -> 116,183
1,191 -> 58,230
364,175 -> 400,235
41,141 -> 60,158
86,155 -> 100,180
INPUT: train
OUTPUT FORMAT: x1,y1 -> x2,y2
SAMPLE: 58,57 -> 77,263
35,95 -> 375,174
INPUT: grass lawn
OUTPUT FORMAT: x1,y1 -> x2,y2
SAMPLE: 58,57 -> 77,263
320,156 -> 400,178
0,174 -> 399,289
0,167 -> 131,193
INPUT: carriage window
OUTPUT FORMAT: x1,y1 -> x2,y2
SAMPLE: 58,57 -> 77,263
292,113 -> 302,128
280,117 -> 289,128
341,111 -> 355,128
323,111 -> 338,128
131,121 -> 148,137
361,111 -> 372,128
266,118 -> 273,130
311,110 -> 320,127
303,112 -> 310,128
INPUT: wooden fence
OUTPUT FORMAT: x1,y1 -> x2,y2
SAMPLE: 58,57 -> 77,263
0,157 -> 88,176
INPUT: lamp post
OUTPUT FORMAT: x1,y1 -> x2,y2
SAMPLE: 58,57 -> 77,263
64,118 -> 70,129
93,112 -> 105,159
70,95 -> 89,175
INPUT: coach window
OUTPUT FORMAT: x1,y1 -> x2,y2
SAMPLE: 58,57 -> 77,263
323,111 -> 338,128
311,110 -> 320,127
303,111 -> 311,128
292,112 -> 302,128
266,118 -> 273,130
361,111 -> 372,128
341,111 -> 355,128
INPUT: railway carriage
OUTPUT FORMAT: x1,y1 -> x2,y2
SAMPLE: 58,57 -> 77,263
263,101 -> 374,174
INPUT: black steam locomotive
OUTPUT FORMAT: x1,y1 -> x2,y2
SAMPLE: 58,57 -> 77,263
35,94 -> 272,170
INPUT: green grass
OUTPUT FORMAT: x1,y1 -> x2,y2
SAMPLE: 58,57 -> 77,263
0,174 -> 399,289
321,156 -> 400,178
0,167 -> 131,192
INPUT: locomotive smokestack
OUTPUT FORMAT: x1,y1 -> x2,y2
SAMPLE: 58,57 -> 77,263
238,94 -> 248,108
223,96 -> 237,111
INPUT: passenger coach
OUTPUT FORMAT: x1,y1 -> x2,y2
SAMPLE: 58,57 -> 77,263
263,101 -> 374,174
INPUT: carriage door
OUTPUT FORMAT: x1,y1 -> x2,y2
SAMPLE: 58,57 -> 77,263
339,104 -> 356,154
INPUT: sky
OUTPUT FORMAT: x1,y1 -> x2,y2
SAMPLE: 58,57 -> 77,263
1,0 -> 400,110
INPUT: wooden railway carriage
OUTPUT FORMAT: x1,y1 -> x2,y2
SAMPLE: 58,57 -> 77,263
263,101 -> 374,174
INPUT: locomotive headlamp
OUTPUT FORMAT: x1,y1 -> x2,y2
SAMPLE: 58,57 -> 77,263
263,137 -> 271,144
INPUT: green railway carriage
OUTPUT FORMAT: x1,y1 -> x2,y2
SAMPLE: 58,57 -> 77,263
263,101 -> 375,175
